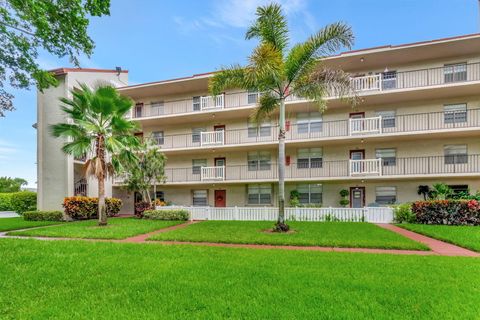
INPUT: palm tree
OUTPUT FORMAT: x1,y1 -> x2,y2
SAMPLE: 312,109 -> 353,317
209,3 -> 358,231
51,83 -> 139,225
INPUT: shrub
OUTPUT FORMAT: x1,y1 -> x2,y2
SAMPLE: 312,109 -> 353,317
143,209 -> 189,221
106,198 -> 122,217
412,200 -> 480,225
63,197 -> 123,220
134,201 -> 152,218
0,193 -> 13,211
394,203 -> 416,223
10,191 -> 37,214
23,211 -> 63,221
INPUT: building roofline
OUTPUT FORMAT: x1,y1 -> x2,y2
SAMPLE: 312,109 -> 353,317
118,32 -> 480,91
49,68 -> 129,76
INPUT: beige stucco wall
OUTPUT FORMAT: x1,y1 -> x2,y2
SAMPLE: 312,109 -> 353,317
37,71 -> 128,210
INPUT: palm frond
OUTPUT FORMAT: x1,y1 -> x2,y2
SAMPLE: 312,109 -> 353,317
50,123 -> 87,138
285,22 -> 354,83
61,138 -> 93,157
209,65 -> 251,95
293,65 -> 359,111
248,42 -> 284,91
251,92 -> 279,124
245,3 -> 289,54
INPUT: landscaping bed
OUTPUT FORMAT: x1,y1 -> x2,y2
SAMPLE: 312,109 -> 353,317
0,217 -> 62,232
8,218 -> 183,240
398,224 -> 480,252
0,238 -> 479,319
148,221 -> 427,250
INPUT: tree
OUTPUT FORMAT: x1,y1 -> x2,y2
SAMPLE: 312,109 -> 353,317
209,3 -> 357,231
122,140 -> 167,204
0,0 -> 111,117
0,176 -> 27,192
51,83 -> 139,225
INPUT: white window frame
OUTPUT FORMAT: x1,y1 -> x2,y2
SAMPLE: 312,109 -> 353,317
192,127 -> 206,143
296,112 -> 323,134
192,159 -> 207,174
297,148 -> 323,169
247,120 -> 271,138
444,144 -> 468,164
192,190 -> 208,206
444,103 -> 467,124
151,101 -> 164,116
375,148 -> 396,166
247,184 -> 272,205
151,131 -> 164,145
297,184 -> 322,205
375,186 -> 397,205
375,110 -> 396,128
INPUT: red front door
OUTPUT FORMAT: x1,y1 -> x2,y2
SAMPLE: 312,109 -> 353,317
215,190 -> 226,207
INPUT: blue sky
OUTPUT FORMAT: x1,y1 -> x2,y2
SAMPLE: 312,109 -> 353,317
0,0 -> 477,188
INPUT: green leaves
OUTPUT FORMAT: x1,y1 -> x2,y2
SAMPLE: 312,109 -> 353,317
0,0 -> 111,117
51,83 -> 139,180
246,3 -> 289,54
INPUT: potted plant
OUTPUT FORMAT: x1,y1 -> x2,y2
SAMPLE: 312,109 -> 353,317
339,189 -> 350,207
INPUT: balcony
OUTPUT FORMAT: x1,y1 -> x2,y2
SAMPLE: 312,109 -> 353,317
112,154 -> 478,185
147,108 -> 480,151
128,62 -> 480,119
200,130 -> 224,146
201,166 -> 225,181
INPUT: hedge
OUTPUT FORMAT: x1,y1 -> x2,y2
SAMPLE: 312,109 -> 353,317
412,200 -> 480,225
63,197 -> 122,220
10,191 -> 37,214
23,211 -> 63,221
394,203 -> 416,223
143,209 -> 189,221
0,193 -> 13,211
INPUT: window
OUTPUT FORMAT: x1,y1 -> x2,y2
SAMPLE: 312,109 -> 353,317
248,151 -> 271,171
444,63 -> 467,83
247,184 -> 272,205
248,120 -> 271,138
151,131 -> 164,145
296,112 -> 323,134
192,190 -> 208,206
192,96 -> 201,111
382,71 -> 397,90
151,101 -> 164,116
192,127 -> 205,143
154,191 -> 165,202
375,187 -> 397,205
192,159 -> 207,174
297,184 -> 322,205
444,103 -> 467,124
444,144 -> 468,164
135,103 -> 143,118
248,90 -> 260,104
297,148 -> 323,169
376,110 -> 396,128
376,148 -> 396,166
448,185 -> 469,197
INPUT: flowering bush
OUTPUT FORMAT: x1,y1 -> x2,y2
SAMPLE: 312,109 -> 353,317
134,201 -> 152,218
63,197 -> 122,220
411,200 -> 480,225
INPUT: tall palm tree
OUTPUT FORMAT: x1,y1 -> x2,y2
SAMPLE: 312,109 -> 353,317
209,3 -> 358,231
51,83 -> 139,225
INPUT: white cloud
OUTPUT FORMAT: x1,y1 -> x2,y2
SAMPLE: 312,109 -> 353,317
173,0 -> 316,36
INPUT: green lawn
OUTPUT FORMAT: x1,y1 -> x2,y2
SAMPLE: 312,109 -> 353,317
399,224 -> 480,252
0,217 -> 62,232
148,221 -> 427,250
8,218 -> 183,240
0,239 -> 479,319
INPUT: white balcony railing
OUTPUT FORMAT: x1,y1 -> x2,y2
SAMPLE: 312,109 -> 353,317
201,94 -> 224,110
349,116 -> 382,135
201,166 -> 225,181
350,74 -> 381,92
349,159 -> 382,176
201,130 -> 224,146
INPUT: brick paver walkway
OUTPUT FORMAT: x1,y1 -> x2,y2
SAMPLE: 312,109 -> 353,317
1,221 -> 478,257
375,224 -> 479,257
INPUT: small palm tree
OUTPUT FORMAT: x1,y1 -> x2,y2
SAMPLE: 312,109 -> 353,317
210,3 -> 358,231
51,83 -> 139,225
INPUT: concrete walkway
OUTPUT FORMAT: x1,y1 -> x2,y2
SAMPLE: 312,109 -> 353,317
0,221 -> 478,257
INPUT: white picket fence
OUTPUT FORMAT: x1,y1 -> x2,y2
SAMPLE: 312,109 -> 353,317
155,206 -> 394,223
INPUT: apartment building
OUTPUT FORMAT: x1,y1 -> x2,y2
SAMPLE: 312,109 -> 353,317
37,34 -> 480,213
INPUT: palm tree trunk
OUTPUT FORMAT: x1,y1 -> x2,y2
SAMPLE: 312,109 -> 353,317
97,135 -> 107,226
277,98 -> 286,225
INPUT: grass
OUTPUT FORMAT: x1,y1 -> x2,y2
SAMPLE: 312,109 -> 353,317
148,221 -> 428,250
0,238 -> 479,319
8,217 -> 183,240
0,217 -> 62,232
399,223 -> 480,252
